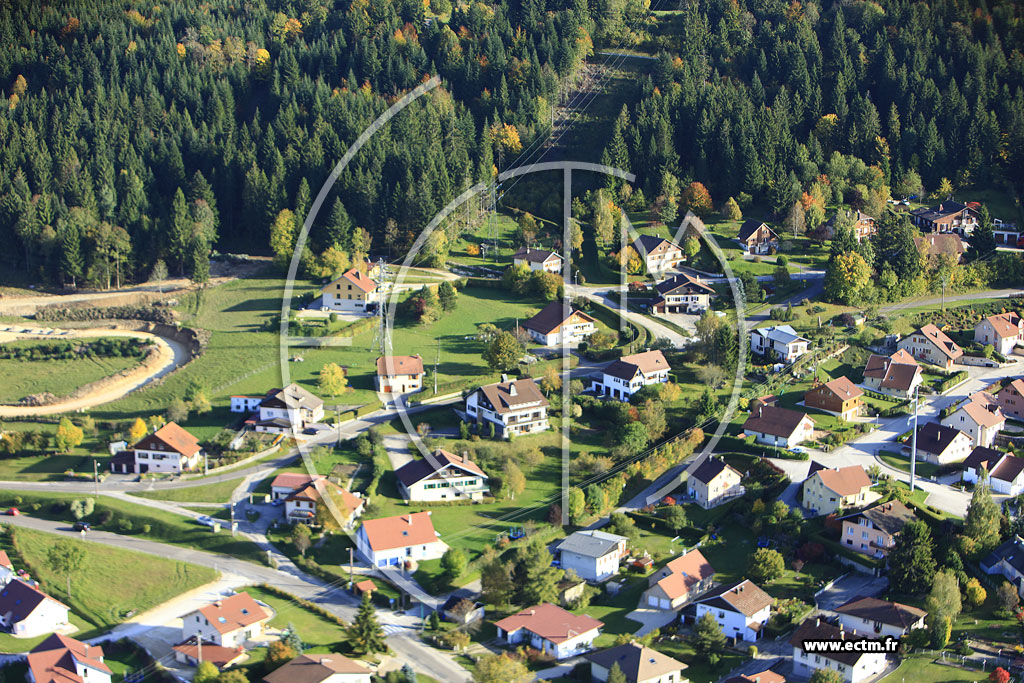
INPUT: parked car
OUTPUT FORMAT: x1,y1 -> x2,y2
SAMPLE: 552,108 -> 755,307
73,521 -> 90,532
5,508 -> 19,516
195,515 -> 216,527
270,498 -> 284,507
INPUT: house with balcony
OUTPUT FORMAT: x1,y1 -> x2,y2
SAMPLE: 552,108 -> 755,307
941,392 -> 1005,448
838,501 -> 915,559
321,268 -> 378,314
555,530 -> 629,582
833,597 -> 927,638
231,383 -> 326,434
742,405 -> 814,450
635,235 -> 685,274
910,201 -> 980,235
687,457 -> 744,509
641,548 -> 715,611
862,349 -> 922,399
802,462 -> 872,516
975,312 -> 1024,356
109,422 -> 202,475
375,355 -> 424,394
824,210 -> 876,242
693,580 -> 772,642
737,221 -> 779,254
465,377 -> 549,438
750,325 -> 809,363
804,376 -> 863,421
523,301 -> 597,346
651,273 -> 716,314
395,448 -> 489,502
591,350 -> 671,401
494,603 -> 603,660
897,324 -> 963,370
513,247 -> 563,274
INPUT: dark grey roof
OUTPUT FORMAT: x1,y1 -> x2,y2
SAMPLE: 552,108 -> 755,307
909,201 -> 972,223
654,273 -> 715,297
743,405 -> 812,439
981,537 -> 1024,574
690,457 -> 740,485
915,422 -> 967,456
842,501 -> 915,536
790,619 -> 873,666
963,446 -> 1003,472
513,247 -> 561,264
991,454 -> 1024,484
834,597 -> 926,629
556,530 -> 628,559
737,220 -> 777,242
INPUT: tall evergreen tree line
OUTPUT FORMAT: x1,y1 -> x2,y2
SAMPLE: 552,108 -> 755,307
0,0 -> 594,285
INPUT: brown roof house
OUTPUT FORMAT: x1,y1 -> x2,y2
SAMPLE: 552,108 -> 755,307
641,548 -> 715,611
964,450 -> 1024,496
915,233 -> 967,265
262,653 -> 371,683
355,511 -> 446,569
833,597 -> 927,638
686,457 -> 744,509
465,376 -> 550,438
494,603 -> 603,660
910,200 -> 980,235
523,301 -> 597,346
862,349 -> 922,399
513,246 -> 563,274
975,312 -> 1024,356
395,448 -> 489,502
586,641 -> 688,683
941,391 -> 1005,448
723,668 -> 786,683
801,463 -> 872,516
285,478 -> 365,528
908,422 -> 973,464
634,235 -> 686,274
28,634 -> 113,683
804,377 -> 863,421
997,378 -> 1024,421
742,405 -> 815,451
110,422 -> 203,475
592,350 -> 671,402
897,324 -> 963,370
790,618 -> 889,683
179,592 -> 270,650
694,580 -> 773,642
375,355 -> 424,395
652,272 -> 716,314
737,220 -> 779,254
838,501 -> 915,559
321,267 -> 378,314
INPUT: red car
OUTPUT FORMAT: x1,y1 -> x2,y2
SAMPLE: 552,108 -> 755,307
6,508 -> 19,516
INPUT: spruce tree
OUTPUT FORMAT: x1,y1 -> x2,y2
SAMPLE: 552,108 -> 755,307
965,477 -> 1001,553
888,520 -> 936,594
347,592 -> 386,654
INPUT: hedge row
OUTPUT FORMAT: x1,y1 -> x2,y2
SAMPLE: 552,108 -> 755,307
936,371 -> 969,393
255,582 -> 351,627
35,303 -> 176,323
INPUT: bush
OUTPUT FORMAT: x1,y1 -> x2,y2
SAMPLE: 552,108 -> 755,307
118,518 -> 133,533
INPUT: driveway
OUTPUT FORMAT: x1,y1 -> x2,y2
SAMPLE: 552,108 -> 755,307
814,573 -> 889,611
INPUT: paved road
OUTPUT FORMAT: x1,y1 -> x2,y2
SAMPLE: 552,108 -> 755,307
568,284 -> 688,346
880,288 -> 1023,314
3,514 -> 469,681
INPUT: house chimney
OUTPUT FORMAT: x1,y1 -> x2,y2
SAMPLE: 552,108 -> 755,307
509,383 -> 518,397
501,373 -> 509,383
815,618 -> 820,627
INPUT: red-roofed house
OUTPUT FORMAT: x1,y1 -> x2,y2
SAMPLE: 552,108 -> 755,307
355,512 -> 446,568
180,592 -> 270,648
28,634 -> 112,683
941,392 -> 1006,448
375,355 -> 425,394
802,463 -> 872,516
862,349 -> 922,399
321,268 -> 378,314
641,548 -> 716,610
494,603 -> 603,659
975,312 -> 1024,356
269,473 -> 364,527
898,324 -> 963,370
110,422 -> 203,474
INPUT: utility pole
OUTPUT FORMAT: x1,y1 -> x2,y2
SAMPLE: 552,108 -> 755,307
93,459 -> 99,496
909,384 -> 919,492
197,634 -> 202,664
434,338 -> 439,395
489,182 -> 496,261
204,452 -> 208,476
941,275 -> 948,311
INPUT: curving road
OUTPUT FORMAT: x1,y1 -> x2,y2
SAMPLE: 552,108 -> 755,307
0,325 -> 191,417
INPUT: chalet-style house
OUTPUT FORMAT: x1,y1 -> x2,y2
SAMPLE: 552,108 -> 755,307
824,210 -> 876,242
914,233 -> 967,264
981,536 -> 1024,595
262,653 -> 371,683
494,603 -> 603,660
742,405 -> 814,450
910,422 -> 973,464
321,267 -> 378,314
586,642 -> 688,683
750,325 -> 809,363
642,548 -> 715,611
693,580 -> 772,642
555,530 -> 629,582
833,597 -> 927,638
0,580 -> 69,638
687,457 -> 744,509
513,247 -> 563,274
109,421 -> 202,475
273,474 -> 364,528
804,376 -> 863,421
975,312 -> 1024,355
523,301 -> 597,346
375,355 -> 424,394
790,618 -> 888,683
802,462 -> 872,516
897,324 -> 963,370
355,511 -> 446,568
395,448 -> 489,502
180,592 -> 270,649
910,200 -> 980,235
634,235 -> 685,274
998,378 -> 1024,420
736,220 -> 779,254
839,501 -> 915,559
941,391 -> 1005,448
862,349 -> 922,399
592,350 -> 671,401
465,376 -> 549,438
963,449 -> 1024,495
230,383 -> 325,434
651,273 -> 716,314
28,634 -> 113,683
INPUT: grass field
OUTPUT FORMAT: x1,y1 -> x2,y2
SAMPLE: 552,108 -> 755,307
879,655 -> 989,683
243,585 -> 348,649
878,451 -> 940,479
0,338 -> 143,404
130,477 -> 245,503
0,526 -> 217,651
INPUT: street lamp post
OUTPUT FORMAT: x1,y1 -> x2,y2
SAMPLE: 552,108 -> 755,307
909,385 -> 919,492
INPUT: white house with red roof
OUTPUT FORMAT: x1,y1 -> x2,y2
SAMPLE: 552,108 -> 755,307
375,355 -> 425,394
355,511 -> 446,568
494,603 -> 604,659
941,392 -> 1006,448
975,312 -> 1024,356
641,548 -> 716,610
28,634 -> 112,683
321,267 -> 378,314
0,579 -> 70,638
109,422 -> 202,474
269,473 -> 364,527
394,449 -> 489,502
897,324 -> 963,370
180,592 -> 270,649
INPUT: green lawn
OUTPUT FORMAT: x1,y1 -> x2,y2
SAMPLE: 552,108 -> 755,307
243,586 -> 349,649
879,655 -> 990,683
0,338 -> 144,404
0,526 -> 217,652
130,477 -> 245,503
878,451 -> 940,479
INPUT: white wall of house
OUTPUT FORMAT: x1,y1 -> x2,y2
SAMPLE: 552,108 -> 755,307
181,611 -> 264,648
376,373 -> 423,394
975,321 -> 1021,356
498,627 -> 599,660
835,612 -> 924,638
514,256 -> 563,274
688,473 -> 744,509
401,475 -> 489,502
919,433 -> 973,464
465,392 -> 549,439
695,603 -> 769,642
792,647 -> 887,683
355,529 -> 446,568
560,549 -> 621,582
5,599 -> 69,638
528,320 -> 595,347
134,447 -> 199,473
230,396 -> 263,413
941,409 -> 1002,448
747,423 -> 811,450
592,369 -> 669,402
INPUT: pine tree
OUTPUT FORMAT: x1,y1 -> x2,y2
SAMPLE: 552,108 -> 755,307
965,477 -> 1001,553
514,536 -> 563,605
968,205 -> 997,260
347,592 -> 386,654
693,612 -> 727,658
169,187 -> 191,275
888,520 -> 936,594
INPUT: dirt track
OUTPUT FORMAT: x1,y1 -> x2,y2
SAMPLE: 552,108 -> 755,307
0,325 -> 191,417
